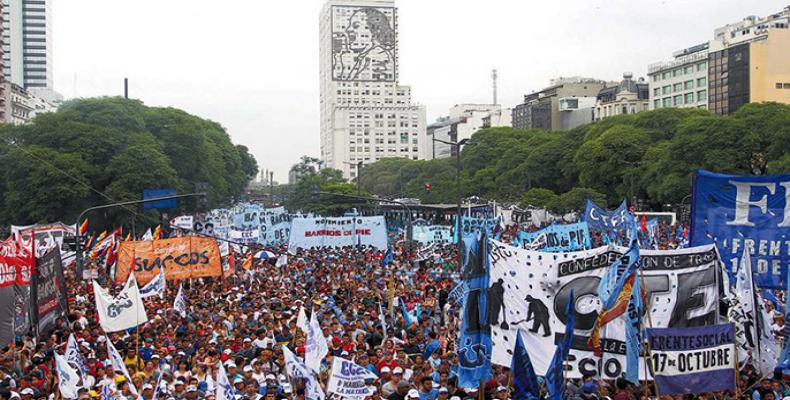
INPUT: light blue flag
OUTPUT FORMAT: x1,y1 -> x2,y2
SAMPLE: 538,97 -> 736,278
598,239 -> 640,310
625,272 -> 644,384
778,271 -> 790,370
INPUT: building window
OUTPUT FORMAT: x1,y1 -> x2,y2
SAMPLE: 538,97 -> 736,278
662,72 -> 669,80
684,66 -> 693,74
662,85 -> 671,95
673,83 -> 682,92
684,80 -> 694,90
663,98 -> 671,107
697,90 -> 707,102
684,93 -> 694,104
673,69 -> 680,77
784,83 -> 790,89
653,88 -> 660,96
673,95 -> 682,106
654,99 -> 661,109
697,77 -> 706,87
697,62 -> 707,71
777,83 -> 784,89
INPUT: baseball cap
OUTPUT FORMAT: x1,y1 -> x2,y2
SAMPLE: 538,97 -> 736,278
234,377 -> 244,384
439,388 -> 449,394
381,366 -> 391,374
142,384 -> 154,390
186,385 -> 197,393
243,366 -> 253,373
20,389 -> 34,395
407,389 -> 420,399
266,374 -> 276,381
497,386 -> 508,393
393,367 -> 403,375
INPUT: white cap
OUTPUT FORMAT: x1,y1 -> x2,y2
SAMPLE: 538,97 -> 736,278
243,366 -> 253,373
393,367 -> 403,374
20,389 -> 34,395
234,377 -> 244,384
497,386 -> 508,392
243,338 -> 252,343
381,366 -> 391,373
143,384 -> 154,390
407,389 -> 420,399
266,374 -> 276,380
186,385 -> 197,392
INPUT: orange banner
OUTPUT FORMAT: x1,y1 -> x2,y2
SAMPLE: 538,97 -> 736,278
116,236 -> 222,285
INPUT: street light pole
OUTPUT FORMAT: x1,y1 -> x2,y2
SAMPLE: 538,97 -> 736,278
432,137 -> 470,271
74,192 -> 207,279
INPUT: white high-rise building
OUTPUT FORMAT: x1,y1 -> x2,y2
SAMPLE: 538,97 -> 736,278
319,0 -> 426,179
2,0 -> 53,90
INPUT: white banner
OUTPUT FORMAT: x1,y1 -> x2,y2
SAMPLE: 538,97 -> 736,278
229,226 -> 260,243
93,274 -> 148,332
139,270 -> 165,299
412,225 -> 452,245
288,217 -> 387,252
170,215 -> 194,230
260,206 -> 292,245
306,310 -> 328,374
327,357 -> 378,399
488,240 -> 722,379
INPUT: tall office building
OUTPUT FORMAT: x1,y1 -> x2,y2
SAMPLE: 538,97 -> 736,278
319,0 -> 426,179
2,0 -> 52,90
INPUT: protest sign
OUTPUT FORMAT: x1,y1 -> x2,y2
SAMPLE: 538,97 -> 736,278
691,169 -> 790,288
516,222 -> 591,252
412,225 -> 452,245
116,236 -> 222,285
488,240 -> 723,379
170,215 -> 194,230
327,357 -> 378,399
288,217 -> 387,252
646,324 -> 736,395
259,206 -> 292,245
455,216 -> 501,243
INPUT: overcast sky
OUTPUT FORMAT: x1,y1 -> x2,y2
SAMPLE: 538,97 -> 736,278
53,0 -> 787,181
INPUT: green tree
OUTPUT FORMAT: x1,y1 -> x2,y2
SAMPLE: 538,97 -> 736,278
548,187 -> 606,214
520,188 -> 558,209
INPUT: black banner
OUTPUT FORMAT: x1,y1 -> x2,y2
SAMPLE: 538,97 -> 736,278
31,249 -> 68,337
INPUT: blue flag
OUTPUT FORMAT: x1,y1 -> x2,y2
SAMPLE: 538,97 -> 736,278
546,290 -> 575,400
625,272 -> 644,384
764,289 -> 784,314
401,298 -> 414,326
598,239 -> 640,310
380,248 -> 394,267
456,232 -> 492,388
778,271 -> 790,370
512,331 -> 540,400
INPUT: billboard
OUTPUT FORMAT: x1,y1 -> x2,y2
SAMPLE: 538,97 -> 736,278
331,5 -> 397,82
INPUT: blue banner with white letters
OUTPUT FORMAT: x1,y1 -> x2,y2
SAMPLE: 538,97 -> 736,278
583,199 -> 634,243
691,169 -> 790,288
456,231 -> 491,388
516,222 -> 592,252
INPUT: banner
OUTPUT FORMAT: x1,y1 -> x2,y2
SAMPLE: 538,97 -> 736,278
288,217 -> 387,252
283,346 -> 325,400
32,249 -> 68,336
456,232 -> 491,388
488,240 -> 723,379
139,270 -> 165,299
646,324 -> 736,395
327,357 -> 378,399
54,353 -> 81,398
412,225 -> 452,245
455,216 -> 501,242
691,169 -> 790,288
516,222 -> 591,252
11,223 -> 75,258
259,206 -> 293,245
170,215 -> 194,230
93,274 -> 148,333
116,236 -> 222,285
583,199 -> 631,232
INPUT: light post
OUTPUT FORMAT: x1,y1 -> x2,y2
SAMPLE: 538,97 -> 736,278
432,137 -> 471,270
74,192 -> 207,278
342,161 -> 364,195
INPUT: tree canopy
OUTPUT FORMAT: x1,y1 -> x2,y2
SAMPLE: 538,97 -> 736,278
359,102 -> 790,209
0,97 -> 258,229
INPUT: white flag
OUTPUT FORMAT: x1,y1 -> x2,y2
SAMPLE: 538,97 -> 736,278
141,228 -> 153,241
297,306 -> 309,333
93,274 -> 148,332
216,362 -> 237,400
174,284 -> 187,318
283,346 -> 325,400
276,253 -> 288,267
327,356 -> 378,399
54,353 -> 81,399
106,337 -> 139,397
139,269 -> 166,299
734,252 -> 778,375
65,334 -> 88,377
305,309 -> 328,374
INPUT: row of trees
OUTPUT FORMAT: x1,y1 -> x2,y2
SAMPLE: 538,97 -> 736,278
0,97 -> 259,228
354,102 -> 790,211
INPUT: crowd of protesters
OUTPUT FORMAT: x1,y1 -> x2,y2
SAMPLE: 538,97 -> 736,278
0,222 -> 782,400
